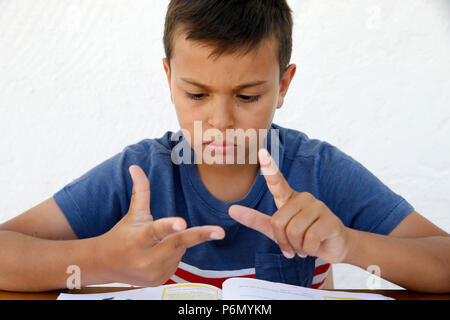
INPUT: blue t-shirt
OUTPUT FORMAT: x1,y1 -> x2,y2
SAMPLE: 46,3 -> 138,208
53,123 -> 414,288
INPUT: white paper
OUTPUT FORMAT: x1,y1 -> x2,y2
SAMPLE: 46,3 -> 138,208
222,278 -> 394,300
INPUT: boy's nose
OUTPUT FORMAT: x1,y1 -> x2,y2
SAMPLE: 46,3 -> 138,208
207,97 -> 235,131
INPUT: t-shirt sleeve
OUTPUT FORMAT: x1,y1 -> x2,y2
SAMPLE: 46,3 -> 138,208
53,141 -> 151,239
319,144 -> 414,235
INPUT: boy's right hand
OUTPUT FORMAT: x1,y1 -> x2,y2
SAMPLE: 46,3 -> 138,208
96,165 -> 225,287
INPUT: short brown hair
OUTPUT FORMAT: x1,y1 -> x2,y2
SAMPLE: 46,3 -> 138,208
163,0 -> 293,82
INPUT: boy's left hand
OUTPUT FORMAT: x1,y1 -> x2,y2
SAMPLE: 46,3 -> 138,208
229,148 -> 351,264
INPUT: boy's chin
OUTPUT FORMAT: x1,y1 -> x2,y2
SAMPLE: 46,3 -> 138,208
203,162 -> 241,168
199,157 -> 257,168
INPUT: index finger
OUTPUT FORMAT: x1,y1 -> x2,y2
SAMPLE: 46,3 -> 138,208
258,148 -> 294,208
229,204 -> 275,242
166,225 -> 226,250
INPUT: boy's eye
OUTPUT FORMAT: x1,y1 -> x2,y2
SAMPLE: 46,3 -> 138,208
238,95 -> 260,103
185,92 -> 260,103
186,93 -> 205,100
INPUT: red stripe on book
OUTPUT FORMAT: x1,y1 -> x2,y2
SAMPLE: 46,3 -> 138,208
175,268 -> 256,288
314,263 -> 330,276
311,277 -> 326,289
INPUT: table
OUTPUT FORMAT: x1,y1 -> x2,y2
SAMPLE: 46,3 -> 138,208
0,287 -> 449,300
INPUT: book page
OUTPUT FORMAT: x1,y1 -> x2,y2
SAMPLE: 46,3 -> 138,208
222,278 -> 394,300
57,283 -> 221,300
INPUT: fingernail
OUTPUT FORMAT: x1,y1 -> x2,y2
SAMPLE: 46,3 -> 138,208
210,232 -> 224,240
282,250 -> 295,259
172,222 -> 184,231
297,253 -> 307,258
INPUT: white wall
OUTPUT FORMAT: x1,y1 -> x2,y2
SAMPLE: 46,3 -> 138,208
1,0 -> 449,290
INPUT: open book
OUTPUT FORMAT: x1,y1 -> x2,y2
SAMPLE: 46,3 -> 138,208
57,277 -> 394,300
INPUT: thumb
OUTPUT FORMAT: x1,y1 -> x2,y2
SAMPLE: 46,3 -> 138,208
228,205 -> 275,243
127,165 -> 153,221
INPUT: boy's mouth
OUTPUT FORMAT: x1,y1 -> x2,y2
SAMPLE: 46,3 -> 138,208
203,140 -> 237,154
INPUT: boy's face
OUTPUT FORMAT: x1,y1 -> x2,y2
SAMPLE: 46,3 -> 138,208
163,30 -> 296,168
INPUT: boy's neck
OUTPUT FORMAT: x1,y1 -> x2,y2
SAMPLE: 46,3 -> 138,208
195,162 -> 260,203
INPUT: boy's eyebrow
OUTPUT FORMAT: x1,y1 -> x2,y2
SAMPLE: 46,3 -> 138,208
180,77 -> 268,90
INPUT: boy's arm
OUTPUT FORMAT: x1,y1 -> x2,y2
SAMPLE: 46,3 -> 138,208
0,197 -> 78,241
0,230 -> 106,292
344,211 -> 450,293
0,197 -> 98,291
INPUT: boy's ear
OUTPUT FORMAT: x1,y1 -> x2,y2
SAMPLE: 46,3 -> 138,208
162,58 -> 171,85
162,58 -> 174,103
276,64 -> 297,109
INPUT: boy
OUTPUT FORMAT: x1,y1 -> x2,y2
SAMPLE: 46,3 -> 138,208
0,0 -> 449,293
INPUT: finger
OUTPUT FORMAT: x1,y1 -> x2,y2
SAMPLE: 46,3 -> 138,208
258,148 -> 294,208
302,217 -> 331,257
165,225 -> 226,250
270,195 -> 309,258
285,204 -> 321,257
128,165 -> 152,220
148,217 -> 187,242
228,204 -> 275,242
